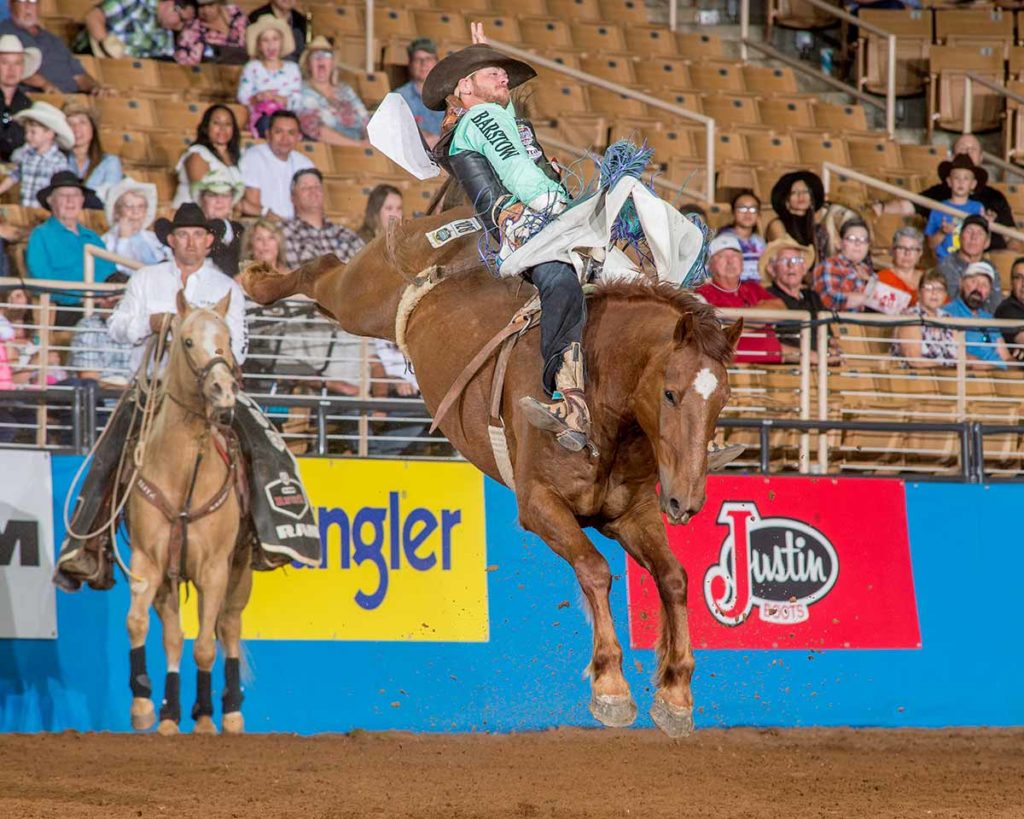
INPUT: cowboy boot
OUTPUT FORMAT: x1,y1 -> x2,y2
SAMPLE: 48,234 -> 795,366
520,342 -> 592,453
707,441 -> 745,471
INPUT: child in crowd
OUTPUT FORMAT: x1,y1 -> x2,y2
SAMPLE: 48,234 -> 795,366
0,101 -> 73,207
925,154 -> 986,260
237,16 -> 302,137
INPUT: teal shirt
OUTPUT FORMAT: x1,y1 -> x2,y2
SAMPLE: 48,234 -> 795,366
26,217 -> 116,304
450,101 -> 566,206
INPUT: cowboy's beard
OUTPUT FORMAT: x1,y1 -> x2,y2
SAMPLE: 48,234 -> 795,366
470,78 -> 510,106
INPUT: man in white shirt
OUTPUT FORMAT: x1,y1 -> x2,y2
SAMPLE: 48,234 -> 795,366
239,110 -> 314,222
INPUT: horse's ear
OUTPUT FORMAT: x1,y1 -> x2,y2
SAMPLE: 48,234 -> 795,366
213,291 -> 231,318
725,318 -> 744,350
673,312 -> 695,346
176,290 -> 190,318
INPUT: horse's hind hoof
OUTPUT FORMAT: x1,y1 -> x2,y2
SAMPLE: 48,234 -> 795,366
130,698 -> 155,732
589,694 -> 637,728
193,715 -> 218,735
222,712 -> 244,735
649,697 -> 694,739
157,719 -> 180,736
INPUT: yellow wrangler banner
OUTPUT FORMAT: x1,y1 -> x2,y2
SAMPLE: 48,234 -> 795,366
183,459 -> 489,641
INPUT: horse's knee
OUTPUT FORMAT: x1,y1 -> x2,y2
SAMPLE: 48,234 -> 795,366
656,561 -> 688,603
193,638 -> 216,670
575,550 -> 612,592
126,610 -> 149,642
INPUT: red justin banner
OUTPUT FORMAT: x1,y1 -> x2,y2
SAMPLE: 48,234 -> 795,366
627,476 -> 921,650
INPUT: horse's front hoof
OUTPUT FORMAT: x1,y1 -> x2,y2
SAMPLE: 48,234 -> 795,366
156,719 -> 180,736
649,696 -> 694,739
193,715 -> 218,735
589,694 -> 637,728
130,698 -> 155,732
222,712 -> 244,735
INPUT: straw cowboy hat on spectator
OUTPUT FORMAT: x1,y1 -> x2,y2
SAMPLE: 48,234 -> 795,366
298,34 -> 333,73
758,237 -> 815,283
191,169 -> 245,205
0,34 -> 41,78
422,44 -> 536,111
13,101 -> 74,151
245,15 -> 295,60
105,177 -> 158,230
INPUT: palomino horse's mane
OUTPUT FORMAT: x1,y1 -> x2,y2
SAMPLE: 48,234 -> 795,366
590,280 -> 735,365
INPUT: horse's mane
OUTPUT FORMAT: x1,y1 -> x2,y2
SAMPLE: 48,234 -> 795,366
590,280 -> 734,364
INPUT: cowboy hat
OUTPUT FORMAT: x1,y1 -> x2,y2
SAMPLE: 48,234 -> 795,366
105,177 -> 158,230
13,101 -> 74,151
36,170 -> 101,211
246,15 -> 296,60
758,237 -> 815,284
191,169 -> 244,205
421,44 -> 536,111
299,34 -> 334,74
0,34 -> 41,79
937,152 -> 988,188
154,202 -> 218,246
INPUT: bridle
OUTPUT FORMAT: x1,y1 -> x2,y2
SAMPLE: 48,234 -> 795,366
167,319 -> 240,421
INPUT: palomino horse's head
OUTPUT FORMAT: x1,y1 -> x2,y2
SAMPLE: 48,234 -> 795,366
172,290 -> 238,415
650,311 -> 742,525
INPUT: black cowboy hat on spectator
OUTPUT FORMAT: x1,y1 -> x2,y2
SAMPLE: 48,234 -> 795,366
421,44 -> 536,111
154,202 -> 222,246
770,170 -> 825,216
960,214 -> 990,236
36,170 -> 103,211
937,153 -> 988,188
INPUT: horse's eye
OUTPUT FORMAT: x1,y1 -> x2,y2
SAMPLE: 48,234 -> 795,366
664,390 -> 677,406
184,338 -> 194,348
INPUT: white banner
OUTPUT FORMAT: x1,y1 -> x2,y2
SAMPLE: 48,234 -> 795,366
0,450 -> 56,639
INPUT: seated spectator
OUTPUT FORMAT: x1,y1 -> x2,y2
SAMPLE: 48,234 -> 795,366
993,258 -> 1024,360
81,0 -> 194,59
765,170 -> 829,263
68,271 -> 132,388
944,262 -> 1012,369
696,234 -> 786,364
937,215 -> 1002,313
101,178 -> 165,274
241,217 -> 287,272
26,171 -> 116,326
892,270 -> 956,369
296,36 -> 370,147
248,0 -> 304,61
0,100 -> 71,207
761,238 -> 830,357
393,38 -> 442,149
924,154 -> 985,260
869,227 -> 925,315
64,102 -> 122,202
0,35 -> 37,161
356,184 -> 403,243
282,168 -> 364,267
240,110 -> 314,220
173,103 -> 243,207
194,170 -> 244,277
812,218 -> 876,312
716,189 -> 765,283
175,0 -> 248,67
0,0 -> 104,94
238,16 -> 301,138
0,212 -> 24,277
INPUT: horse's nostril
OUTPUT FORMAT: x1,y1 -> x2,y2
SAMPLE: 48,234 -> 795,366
668,497 -> 681,517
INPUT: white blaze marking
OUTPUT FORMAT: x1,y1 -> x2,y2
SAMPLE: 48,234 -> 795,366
693,368 -> 718,400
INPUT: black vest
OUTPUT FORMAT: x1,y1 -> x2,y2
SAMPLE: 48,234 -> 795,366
433,114 -> 561,236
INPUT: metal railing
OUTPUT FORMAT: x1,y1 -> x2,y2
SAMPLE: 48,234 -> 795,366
743,0 -> 897,137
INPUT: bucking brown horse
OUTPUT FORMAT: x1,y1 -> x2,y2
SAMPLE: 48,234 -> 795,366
241,207 -> 741,737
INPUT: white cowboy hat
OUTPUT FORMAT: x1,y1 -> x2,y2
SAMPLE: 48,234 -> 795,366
0,34 -> 42,79
12,101 -> 74,151
104,176 -> 158,230
191,169 -> 245,205
245,15 -> 296,60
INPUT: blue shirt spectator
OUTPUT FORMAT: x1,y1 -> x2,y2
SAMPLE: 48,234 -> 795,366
924,198 -> 983,259
395,37 -> 442,144
944,261 -> 1011,368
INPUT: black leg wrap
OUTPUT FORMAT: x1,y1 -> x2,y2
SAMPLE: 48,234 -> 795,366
159,671 -> 181,723
191,669 -> 214,720
128,646 -> 152,699
221,657 -> 244,713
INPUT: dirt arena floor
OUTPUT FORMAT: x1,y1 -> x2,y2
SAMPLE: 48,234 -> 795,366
2,727 -> 1021,819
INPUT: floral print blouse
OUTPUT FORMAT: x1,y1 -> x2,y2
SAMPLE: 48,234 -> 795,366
297,81 -> 369,141
174,4 -> 248,66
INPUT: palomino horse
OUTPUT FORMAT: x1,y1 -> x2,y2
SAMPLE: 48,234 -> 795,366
125,291 -> 250,735
241,208 -> 741,737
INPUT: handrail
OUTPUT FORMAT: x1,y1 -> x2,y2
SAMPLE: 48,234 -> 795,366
746,0 -> 896,137
821,161 -> 1024,245
964,73 -> 1024,171
82,244 -> 142,317
983,150 -> 1024,182
481,39 -> 717,203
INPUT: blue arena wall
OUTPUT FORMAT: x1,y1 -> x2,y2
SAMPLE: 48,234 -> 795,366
0,454 -> 1021,733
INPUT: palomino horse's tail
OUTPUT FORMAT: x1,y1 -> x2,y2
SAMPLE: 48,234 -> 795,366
238,255 -> 343,312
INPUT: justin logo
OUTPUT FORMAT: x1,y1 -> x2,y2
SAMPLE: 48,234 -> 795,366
703,502 -> 839,627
